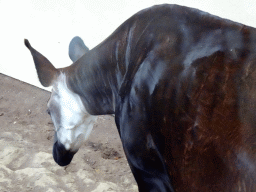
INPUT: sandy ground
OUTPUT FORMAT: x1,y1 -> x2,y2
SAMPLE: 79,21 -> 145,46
0,73 -> 137,192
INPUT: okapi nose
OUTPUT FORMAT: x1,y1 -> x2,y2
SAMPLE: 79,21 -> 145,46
53,141 -> 77,166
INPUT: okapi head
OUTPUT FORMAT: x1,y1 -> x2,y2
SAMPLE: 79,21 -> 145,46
25,37 -> 97,166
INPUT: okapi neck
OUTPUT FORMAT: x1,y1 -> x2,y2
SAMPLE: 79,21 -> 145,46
62,45 -> 122,116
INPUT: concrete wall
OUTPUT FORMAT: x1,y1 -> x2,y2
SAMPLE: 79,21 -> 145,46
1,0 -> 256,91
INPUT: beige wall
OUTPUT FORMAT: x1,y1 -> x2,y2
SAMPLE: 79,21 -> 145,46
1,0 -> 256,91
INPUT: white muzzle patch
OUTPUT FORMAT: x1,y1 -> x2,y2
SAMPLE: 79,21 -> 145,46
47,73 -> 98,151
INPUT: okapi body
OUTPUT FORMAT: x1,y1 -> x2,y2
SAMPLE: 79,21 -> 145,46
25,4 -> 256,191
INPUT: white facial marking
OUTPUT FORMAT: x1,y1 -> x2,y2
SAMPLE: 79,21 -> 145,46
48,73 -> 98,151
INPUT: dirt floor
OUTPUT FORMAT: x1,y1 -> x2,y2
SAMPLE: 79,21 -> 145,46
0,73 -> 138,192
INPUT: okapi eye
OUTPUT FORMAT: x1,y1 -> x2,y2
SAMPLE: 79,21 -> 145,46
46,109 -> 51,115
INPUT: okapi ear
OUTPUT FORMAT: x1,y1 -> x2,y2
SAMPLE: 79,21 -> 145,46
68,36 -> 89,62
24,39 -> 58,87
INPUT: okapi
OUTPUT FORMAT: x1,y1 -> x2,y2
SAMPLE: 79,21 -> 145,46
25,4 -> 256,192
